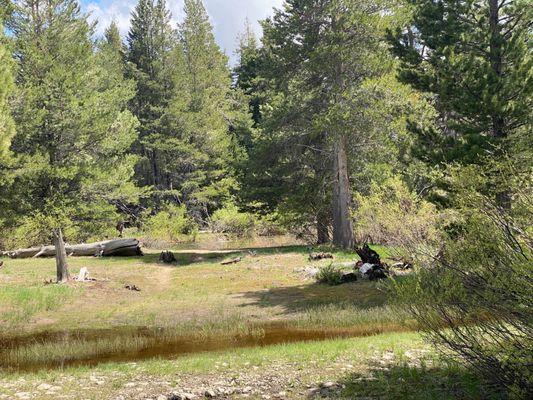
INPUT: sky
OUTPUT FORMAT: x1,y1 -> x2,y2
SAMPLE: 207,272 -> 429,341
82,0 -> 285,64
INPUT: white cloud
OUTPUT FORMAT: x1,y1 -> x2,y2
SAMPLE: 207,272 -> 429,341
84,0 -> 284,64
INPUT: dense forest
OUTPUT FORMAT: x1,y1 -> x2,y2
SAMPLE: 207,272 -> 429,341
0,0 -> 531,398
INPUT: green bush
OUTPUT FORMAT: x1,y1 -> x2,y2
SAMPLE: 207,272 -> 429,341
210,204 -> 255,237
255,213 -> 287,236
142,204 -> 197,243
354,176 -> 440,246
315,264 -> 344,286
393,190 -> 533,398
2,213 -> 56,249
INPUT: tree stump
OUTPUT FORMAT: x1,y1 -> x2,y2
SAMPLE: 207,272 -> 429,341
159,251 -> 177,264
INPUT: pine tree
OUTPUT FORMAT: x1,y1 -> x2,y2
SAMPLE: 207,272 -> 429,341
246,0 -> 395,247
0,14 -> 17,242
0,15 -> 14,162
234,20 -> 263,128
127,0 -> 175,188
160,0 -> 243,220
6,0 -> 139,280
389,0 -> 532,162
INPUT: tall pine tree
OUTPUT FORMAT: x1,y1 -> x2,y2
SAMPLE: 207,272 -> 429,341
245,0 -> 396,247
388,0 -> 532,207
127,0 -> 175,189
159,0 -> 247,221
6,0 -> 139,280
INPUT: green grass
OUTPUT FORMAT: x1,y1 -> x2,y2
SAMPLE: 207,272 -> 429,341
0,242 -> 440,399
0,284 -> 75,324
0,331 -> 496,400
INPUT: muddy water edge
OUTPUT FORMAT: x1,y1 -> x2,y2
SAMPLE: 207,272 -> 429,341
0,323 -> 406,372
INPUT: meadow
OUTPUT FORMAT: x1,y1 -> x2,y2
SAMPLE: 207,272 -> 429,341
0,241 -> 496,399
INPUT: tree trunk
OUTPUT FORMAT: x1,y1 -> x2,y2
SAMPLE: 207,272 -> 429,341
316,209 -> 330,245
488,0 -> 511,210
488,0 -> 505,139
332,135 -> 355,249
3,238 -> 143,259
53,228 -> 70,283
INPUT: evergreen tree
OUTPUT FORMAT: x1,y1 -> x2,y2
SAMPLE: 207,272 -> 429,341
388,0 -> 532,204
104,20 -> 124,55
0,15 -> 14,162
0,13 -> 16,242
160,0 -> 245,221
6,0 -> 139,280
127,0 -> 175,188
245,0 -> 396,247
234,20 -> 263,128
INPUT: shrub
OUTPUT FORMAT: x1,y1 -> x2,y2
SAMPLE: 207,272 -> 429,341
210,204 -> 255,237
354,176 -> 440,246
255,213 -> 287,236
393,194 -> 533,398
315,264 -> 344,286
142,204 -> 197,243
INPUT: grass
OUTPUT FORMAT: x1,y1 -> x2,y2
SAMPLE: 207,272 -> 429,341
0,243 -> 397,334
1,240 -> 459,399
0,331 -> 497,400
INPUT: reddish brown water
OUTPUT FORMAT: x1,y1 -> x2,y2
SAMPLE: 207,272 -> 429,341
0,323 -> 403,372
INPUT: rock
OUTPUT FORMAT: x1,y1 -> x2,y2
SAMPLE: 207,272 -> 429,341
321,381 -> 337,389
124,382 -> 137,388
295,266 -> 322,278
14,393 -> 31,400
37,383 -> 53,391
277,391 -> 287,398
169,393 -> 196,400
204,390 -> 216,398
157,396 -> 167,400
124,284 -> 141,292
241,386 -> 253,393
308,252 -> 333,261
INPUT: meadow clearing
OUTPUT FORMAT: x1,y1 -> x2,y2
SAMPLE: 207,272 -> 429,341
0,242 -> 497,400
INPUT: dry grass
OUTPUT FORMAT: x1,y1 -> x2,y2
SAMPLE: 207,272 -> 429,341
0,244 -> 396,334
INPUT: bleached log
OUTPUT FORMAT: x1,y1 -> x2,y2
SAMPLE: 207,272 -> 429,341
2,238 -> 143,259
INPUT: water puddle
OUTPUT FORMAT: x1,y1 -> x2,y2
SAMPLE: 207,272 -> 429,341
0,323 -> 394,372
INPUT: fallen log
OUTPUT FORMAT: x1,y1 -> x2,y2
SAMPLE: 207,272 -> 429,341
2,238 -> 143,259
221,257 -> 242,265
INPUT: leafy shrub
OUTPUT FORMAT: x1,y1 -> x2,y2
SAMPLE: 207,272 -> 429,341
315,264 -> 344,286
255,213 -> 287,236
210,204 -> 255,237
393,192 -> 533,398
142,204 -> 197,243
354,176 -> 440,246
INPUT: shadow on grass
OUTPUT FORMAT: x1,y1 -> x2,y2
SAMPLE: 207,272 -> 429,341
237,280 -> 388,314
314,362 -> 503,400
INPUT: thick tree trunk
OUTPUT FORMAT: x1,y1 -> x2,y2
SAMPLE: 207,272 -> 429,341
53,228 -> 70,283
3,238 -> 143,259
332,136 -> 355,249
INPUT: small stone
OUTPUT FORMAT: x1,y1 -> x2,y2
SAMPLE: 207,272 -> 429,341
321,381 -> 336,389
124,382 -> 136,388
37,383 -> 53,391
15,393 -> 31,400
277,391 -> 287,398
241,386 -> 253,393
204,390 -> 216,398
157,396 -> 167,400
